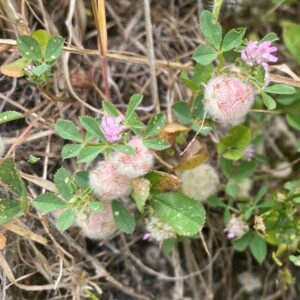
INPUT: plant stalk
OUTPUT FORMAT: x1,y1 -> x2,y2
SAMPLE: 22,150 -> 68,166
212,0 -> 224,22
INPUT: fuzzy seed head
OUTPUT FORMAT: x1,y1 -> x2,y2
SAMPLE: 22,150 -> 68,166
180,163 -> 219,202
89,161 -> 132,200
110,136 -> 154,178
76,201 -> 117,240
204,76 -> 255,125
145,215 -> 176,242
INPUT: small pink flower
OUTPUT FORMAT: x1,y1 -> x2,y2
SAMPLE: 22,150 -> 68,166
143,232 -> 151,240
244,144 -> 255,161
204,76 -> 255,125
241,40 -> 278,67
101,114 -> 126,143
109,136 -> 154,178
89,161 -> 132,200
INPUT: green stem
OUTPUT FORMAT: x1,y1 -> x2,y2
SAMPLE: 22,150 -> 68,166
217,51 -> 224,72
212,0 -> 224,22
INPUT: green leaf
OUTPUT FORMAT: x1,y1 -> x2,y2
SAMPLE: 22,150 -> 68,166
132,178 -> 150,212
54,168 -> 74,200
193,45 -> 218,65
192,63 -> 213,85
152,192 -> 206,236
218,125 -> 251,155
56,208 -> 75,231
78,145 -> 106,162
74,171 -> 89,190
282,22 -> 300,65
222,28 -> 246,52
126,94 -> 143,121
233,230 -> 254,251
172,101 -> 193,124
0,159 -> 27,198
287,114 -> 300,131
200,10 -> 222,49
191,123 -> 212,136
250,233 -> 267,264
143,113 -> 167,139
112,200 -> 135,234
17,35 -> 42,61
264,84 -> 296,95
223,149 -> 245,161
193,95 -> 205,120
54,120 -> 83,142
80,116 -> 105,141
221,158 -> 258,179
0,111 -> 23,124
260,32 -> 279,43
143,138 -> 170,150
162,238 -> 177,255
28,155 -> 40,164
102,101 -> 119,117
32,29 -> 52,56
111,144 -> 135,155
44,36 -> 64,62
88,201 -> 103,212
0,200 -> 24,225
34,193 -> 68,213
0,58 -> 28,78
261,92 -> 277,110
62,144 -> 82,159
206,196 -> 227,208
31,64 -> 50,76
225,182 -> 239,198
126,112 -> 145,130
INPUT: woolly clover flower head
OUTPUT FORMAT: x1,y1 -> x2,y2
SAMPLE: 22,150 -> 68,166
241,40 -> 278,68
225,215 -> 249,240
76,201 -> 117,240
0,136 -> 5,157
110,136 -> 154,178
204,75 -> 255,125
144,215 -> 176,242
180,163 -> 219,202
101,114 -> 126,143
235,178 -> 252,200
89,161 -> 132,200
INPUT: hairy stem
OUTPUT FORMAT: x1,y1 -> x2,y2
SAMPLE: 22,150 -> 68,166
212,0 -> 224,22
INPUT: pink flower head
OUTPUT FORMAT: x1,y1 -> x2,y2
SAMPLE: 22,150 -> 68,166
241,40 -> 278,67
204,76 -> 255,125
76,201 -> 117,239
101,114 -> 126,143
89,161 -> 132,200
109,136 -> 154,178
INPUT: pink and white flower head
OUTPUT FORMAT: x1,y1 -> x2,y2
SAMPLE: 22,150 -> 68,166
89,161 -> 132,200
241,41 -> 278,68
109,136 -> 154,178
101,114 -> 126,143
225,215 -> 249,240
76,201 -> 117,239
204,75 -> 255,125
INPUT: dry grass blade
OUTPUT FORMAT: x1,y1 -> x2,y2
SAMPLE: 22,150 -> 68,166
2,222 -> 48,245
91,0 -> 111,99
